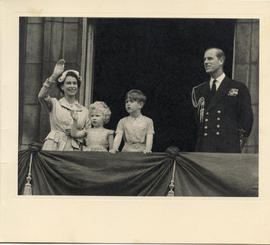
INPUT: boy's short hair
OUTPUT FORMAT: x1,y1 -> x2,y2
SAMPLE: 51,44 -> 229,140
126,89 -> 147,105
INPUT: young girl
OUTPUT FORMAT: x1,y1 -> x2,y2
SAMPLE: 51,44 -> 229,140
109,89 -> 154,153
71,101 -> 114,152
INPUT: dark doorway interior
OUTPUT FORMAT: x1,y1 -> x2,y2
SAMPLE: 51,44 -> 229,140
92,18 -> 236,152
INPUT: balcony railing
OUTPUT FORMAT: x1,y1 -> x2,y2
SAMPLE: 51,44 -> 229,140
18,145 -> 258,196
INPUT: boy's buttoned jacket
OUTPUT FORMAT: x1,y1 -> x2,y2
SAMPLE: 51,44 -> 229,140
192,76 -> 253,153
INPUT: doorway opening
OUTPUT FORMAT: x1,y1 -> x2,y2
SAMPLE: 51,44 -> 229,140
92,18 -> 236,152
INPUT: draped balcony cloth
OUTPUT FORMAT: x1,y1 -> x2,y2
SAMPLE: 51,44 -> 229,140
18,150 -> 258,196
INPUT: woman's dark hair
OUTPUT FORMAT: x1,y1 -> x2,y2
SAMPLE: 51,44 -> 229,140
56,71 -> 81,93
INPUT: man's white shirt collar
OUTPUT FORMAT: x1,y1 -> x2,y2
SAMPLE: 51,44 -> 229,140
210,73 -> 225,90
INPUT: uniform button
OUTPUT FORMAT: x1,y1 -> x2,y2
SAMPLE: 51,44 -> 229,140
217,110 -> 221,114
205,118 -> 208,122
217,124 -> 220,128
217,117 -> 220,121
205,112 -> 209,115
216,132 -> 220,135
204,126 -> 208,129
204,133 -> 208,136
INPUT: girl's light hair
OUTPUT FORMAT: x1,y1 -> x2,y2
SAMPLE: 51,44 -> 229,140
89,101 -> 111,125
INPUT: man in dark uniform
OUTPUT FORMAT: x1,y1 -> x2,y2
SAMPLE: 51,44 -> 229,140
192,48 -> 253,153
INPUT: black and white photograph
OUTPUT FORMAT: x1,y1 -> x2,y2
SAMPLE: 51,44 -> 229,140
1,0 -> 269,244
18,17 -> 258,196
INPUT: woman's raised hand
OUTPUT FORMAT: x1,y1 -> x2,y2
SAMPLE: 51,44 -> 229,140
85,119 -> 92,129
51,59 -> 65,81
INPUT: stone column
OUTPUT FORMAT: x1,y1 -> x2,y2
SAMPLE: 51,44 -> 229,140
79,18 -> 95,108
233,19 -> 259,153
19,17 -> 44,150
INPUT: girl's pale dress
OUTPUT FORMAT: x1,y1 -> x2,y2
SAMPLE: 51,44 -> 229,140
84,128 -> 114,152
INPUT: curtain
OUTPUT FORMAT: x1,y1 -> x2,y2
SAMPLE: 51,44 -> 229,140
18,149 -> 258,196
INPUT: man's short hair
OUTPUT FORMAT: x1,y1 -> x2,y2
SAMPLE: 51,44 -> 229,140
205,47 -> 226,63
126,89 -> 147,105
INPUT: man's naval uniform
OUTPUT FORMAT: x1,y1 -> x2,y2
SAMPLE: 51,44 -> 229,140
192,75 -> 253,153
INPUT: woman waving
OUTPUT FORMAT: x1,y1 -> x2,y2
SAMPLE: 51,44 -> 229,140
38,59 -> 89,151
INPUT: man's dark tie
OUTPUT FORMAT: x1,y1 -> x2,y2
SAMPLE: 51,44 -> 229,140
209,79 -> 217,101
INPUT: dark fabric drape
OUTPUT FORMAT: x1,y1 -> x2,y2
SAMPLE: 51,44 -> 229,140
18,150 -> 258,196
174,153 -> 258,196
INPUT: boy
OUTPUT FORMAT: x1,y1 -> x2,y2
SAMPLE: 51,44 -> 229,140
109,89 -> 154,153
